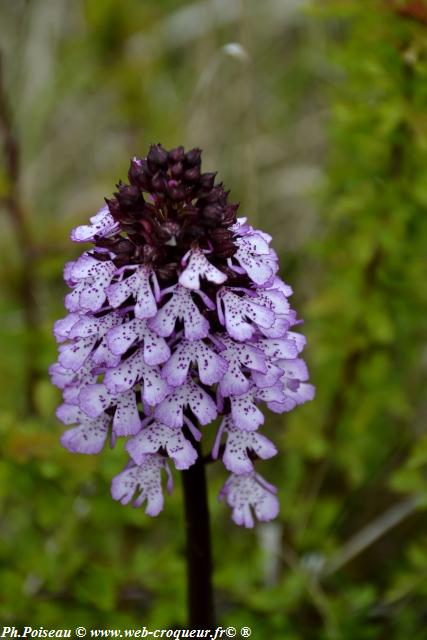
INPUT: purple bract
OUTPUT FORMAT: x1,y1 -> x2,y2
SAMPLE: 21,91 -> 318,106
50,145 -> 314,527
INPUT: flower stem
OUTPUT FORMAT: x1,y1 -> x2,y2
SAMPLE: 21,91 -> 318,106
182,440 -> 215,628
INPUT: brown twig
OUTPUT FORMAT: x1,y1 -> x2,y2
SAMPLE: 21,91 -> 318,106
321,495 -> 422,577
0,51 -> 39,413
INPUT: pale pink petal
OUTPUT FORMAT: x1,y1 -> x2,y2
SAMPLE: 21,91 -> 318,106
113,390 -> 141,436
65,259 -> 115,312
219,472 -> 279,528
71,205 -> 119,242
275,358 -> 309,381
53,313 -> 81,342
148,285 -> 209,341
179,249 -> 227,290
78,262 -> 116,311
79,383 -> 114,418
107,266 -> 157,318
268,381 -> 315,413
233,235 -> 277,285
256,337 -> 299,361
251,360 -> 283,388
107,318 -> 170,365
111,455 -> 168,516
214,416 -> 277,474
216,335 -> 267,397
103,348 -> 171,405
57,404 -> 110,454
230,391 -> 265,431
91,338 -> 122,368
50,359 -> 97,403
155,379 -> 217,428
162,339 -> 228,387
58,336 -> 97,371
126,420 -> 198,470
216,289 -> 275,342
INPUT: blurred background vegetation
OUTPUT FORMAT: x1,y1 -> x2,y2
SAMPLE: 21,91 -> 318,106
1,0 -> 427,637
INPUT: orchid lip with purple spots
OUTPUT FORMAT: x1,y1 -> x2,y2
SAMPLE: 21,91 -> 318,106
50,144 -> 314,527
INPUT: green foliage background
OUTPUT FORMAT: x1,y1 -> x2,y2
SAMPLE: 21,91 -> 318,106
1,1 -> 427,637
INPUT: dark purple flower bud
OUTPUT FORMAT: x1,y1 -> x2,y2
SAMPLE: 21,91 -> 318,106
222,203 -> 239,226
168,184 -> 187,201
170,162 -> 184,178
143,243 -> 161,261
147,144 -> 168,172
185,223 -> 205,239
105,197 -> 121,220
128,157 -> 143,186
210,228 -> 236,257
199,172 -> 217,191
185,148 -> 202,167
114,239 -> 136,255
168,146 -> 185,164
151,172 -> 168,194
162,221 -> 180,241
156,261 -> 179,280
114,183 -> 143,212
135,166 -> 153,191
200,185 -> 226,205
177,204 -> 198,219
140,159 -> 153,178
202,205 -> 224,222
183,166 -> 201,183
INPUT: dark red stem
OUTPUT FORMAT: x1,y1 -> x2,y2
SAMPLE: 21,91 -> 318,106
181,439 -> 215,628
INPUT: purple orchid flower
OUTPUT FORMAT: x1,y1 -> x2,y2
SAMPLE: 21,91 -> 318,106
51,145 -> 314,527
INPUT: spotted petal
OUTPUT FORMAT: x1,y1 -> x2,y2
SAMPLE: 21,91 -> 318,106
229,383 -> 285,430
179,249 -> 227,290
126,420 -> 198,470
113,390 -> 141,436
155,379 -> 217,428
254,286 -> 296,338
233,235 -> 278,285
103,349 -> 171,405
68,313 -> 120,339
215,335 -> 267,397
49,359 -> 97,405
255,337 -> 299,361
91,337 -> 122,368
111,456 -> 170,516
220,472 -> 279,528
56,404 -> 109,454
58,313 -> 121,371
106,266 -> 157,319
107,318 -> 170,365
53,313 -> 81,343
229,391 -> 265,431
162,339 -> 228,387
58,335 -> 98,371
213,416 -> 277,474
216,289 -> 275,341
251,360 -> 283,389
78,384 -> 141,435
71,205 -> 119,243
276,357 -> 310,381
65,259 -> 115,312
266,357 -> 313,413
149,285 -> 210,341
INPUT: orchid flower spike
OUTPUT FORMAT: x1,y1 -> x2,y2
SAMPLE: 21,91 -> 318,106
51,145 -> 314,527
